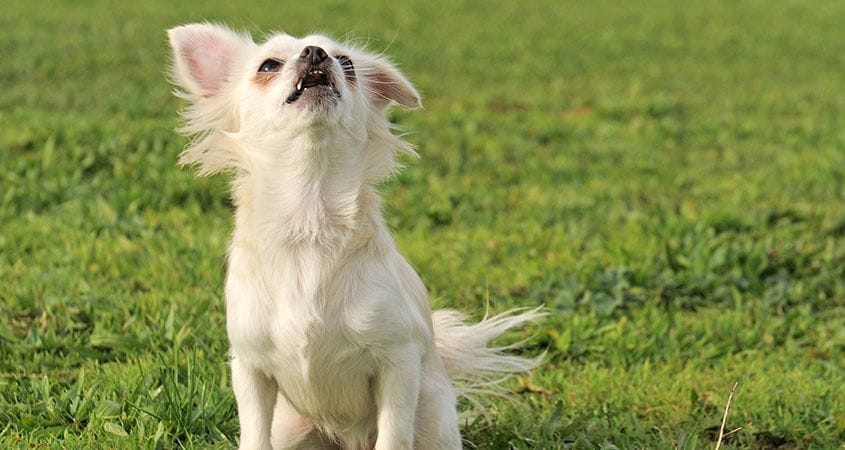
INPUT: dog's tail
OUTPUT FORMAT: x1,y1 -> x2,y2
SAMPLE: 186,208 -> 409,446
432,307 -> 546,399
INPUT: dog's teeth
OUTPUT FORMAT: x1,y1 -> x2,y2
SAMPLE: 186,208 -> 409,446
296,79 -> 303,91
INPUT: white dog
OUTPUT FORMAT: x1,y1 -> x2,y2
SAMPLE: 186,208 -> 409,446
167,23 -> 544,450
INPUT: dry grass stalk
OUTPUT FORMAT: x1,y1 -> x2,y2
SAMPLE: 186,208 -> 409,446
714,381 -> 739,450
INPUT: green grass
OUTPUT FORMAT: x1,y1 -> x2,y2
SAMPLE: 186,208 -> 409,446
2,0 -> 844,448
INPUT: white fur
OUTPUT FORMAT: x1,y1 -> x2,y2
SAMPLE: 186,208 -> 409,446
167,23 -> 544,450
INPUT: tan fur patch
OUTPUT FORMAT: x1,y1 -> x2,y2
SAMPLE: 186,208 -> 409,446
253,73 -> 278,89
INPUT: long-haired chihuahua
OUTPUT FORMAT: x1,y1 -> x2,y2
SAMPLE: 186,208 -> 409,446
167,23 -> 544,450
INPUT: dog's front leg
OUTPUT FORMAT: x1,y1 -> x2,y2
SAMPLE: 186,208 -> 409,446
374,345 -> 423,450
232,355 -> 277,450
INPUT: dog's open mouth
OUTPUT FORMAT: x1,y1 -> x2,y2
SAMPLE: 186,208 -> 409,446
285,68 -> 339,104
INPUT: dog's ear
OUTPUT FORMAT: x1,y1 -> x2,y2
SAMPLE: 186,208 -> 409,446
167,23 -> 252,98
363,57 -> 422,109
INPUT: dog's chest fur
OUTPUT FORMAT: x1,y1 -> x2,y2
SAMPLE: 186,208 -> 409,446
225,234 -> 394,428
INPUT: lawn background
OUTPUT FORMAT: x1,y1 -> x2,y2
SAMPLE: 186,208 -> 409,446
1,0 -> 844,448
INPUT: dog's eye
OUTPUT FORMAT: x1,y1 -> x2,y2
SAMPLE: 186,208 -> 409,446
336,55 -> 354,73
258,59 -> 283,73
336,55 -> 355,83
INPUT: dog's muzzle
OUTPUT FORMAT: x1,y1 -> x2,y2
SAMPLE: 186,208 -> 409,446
286,46 -> 339,104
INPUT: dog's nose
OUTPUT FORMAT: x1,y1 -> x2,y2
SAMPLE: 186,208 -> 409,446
300,46 -> 328,66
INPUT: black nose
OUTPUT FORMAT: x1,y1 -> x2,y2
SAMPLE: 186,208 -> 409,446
300,46 -> 328,66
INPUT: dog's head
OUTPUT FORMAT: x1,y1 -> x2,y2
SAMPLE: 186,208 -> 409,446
167,23 -> 420,179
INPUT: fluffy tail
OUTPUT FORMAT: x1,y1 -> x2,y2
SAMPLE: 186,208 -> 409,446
432,307 -> 546,399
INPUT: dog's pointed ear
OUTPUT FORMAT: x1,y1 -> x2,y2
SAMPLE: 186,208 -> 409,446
167,23 -> 252,98
364,57 -> 422,109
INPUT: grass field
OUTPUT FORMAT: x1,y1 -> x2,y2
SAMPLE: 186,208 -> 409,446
2,0 -> 844,448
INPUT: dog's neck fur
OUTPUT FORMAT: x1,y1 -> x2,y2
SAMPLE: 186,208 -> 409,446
229,129 -> 382,253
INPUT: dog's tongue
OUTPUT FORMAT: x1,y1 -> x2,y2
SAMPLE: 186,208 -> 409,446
300,70 -> 329,89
